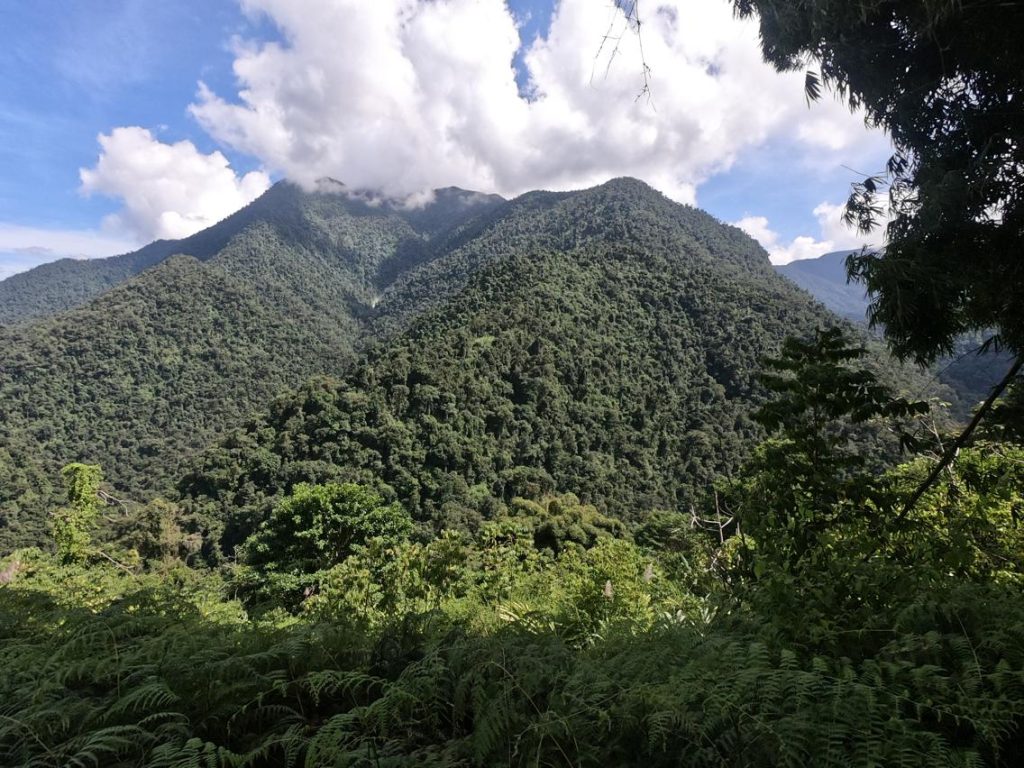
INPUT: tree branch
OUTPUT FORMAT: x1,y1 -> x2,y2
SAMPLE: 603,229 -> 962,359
894,353 -> 1023,525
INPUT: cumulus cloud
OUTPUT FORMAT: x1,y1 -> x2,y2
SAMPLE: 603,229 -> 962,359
735,202 -> 888,265
79,127 -> 271,241
188,0 -> 886,202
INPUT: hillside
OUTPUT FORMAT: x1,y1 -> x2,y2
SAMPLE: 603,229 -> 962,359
0,183 -> 502,550
179,179 -> 916,553
0,255 -> 358,549
776,250 -> 866,321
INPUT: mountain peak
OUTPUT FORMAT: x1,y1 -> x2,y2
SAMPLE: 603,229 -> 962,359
597,176 -> 660,194
314,177 -> 346,191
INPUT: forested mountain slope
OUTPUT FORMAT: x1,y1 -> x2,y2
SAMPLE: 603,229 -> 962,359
0,256 -> 359,549
374,178 -> 770,335
0,181 -> 504,325
180,180 -> 921,552
0,240 -> 185,326
0,183 -> 503,550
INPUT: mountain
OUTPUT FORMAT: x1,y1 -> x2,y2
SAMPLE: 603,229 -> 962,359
0,180 -> 504,326
177,179 -> 932,553
775,250 -> 867,321
0,182 -> 503,550
0,177 -> 947,554
0,190 -> 286,326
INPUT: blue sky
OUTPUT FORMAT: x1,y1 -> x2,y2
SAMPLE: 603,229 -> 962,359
1,1 -> 248,228
0,0 -> 891,279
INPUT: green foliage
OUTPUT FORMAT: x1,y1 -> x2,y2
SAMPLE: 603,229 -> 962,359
0,491 -> 709,767
51,463 -> 103,563
506,492 -> 628,554
105,498 -> 205,565
5,174 -> 1024,766
735,0 -> 1024,363
0,254 -> 357,553
722,333 -> 1024,647
238,482 -> 413,610
755,329 -> 927,444
0,182 -> 503,327
245,483 -> 413,572
988,379 -> 1024,443
634,508 -> 726,593
728,329 -> 927,571
3,511 -> 1024,766
777,252 -> 1011,421
306,531 -> 470,631
886,443 -> 1024,588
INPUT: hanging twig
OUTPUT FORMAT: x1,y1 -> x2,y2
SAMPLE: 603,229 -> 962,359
592,0 -> 654,104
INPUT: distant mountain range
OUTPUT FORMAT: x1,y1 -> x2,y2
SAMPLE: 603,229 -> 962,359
0,178 -> 950,553
775,250 -> 867,321
0,180 -> 506,326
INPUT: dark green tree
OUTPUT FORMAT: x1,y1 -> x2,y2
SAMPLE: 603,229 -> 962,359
243,482 -> 413,576
506,493 -> 628,555
107,498 -> 203,565
733,0 -> 1024,367
732,329 -> 927,572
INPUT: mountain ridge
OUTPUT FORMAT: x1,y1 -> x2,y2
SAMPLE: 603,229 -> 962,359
0,177 -> 941,553
775,250 -> 867,321
0,181 -> 506,326
773,250 -> 1010,415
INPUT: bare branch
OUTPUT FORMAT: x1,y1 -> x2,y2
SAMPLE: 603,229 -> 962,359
591,0 -> 654,104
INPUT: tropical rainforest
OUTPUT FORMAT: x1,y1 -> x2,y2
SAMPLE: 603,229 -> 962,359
4,177 -> 925,552
3,1 -> 1024,765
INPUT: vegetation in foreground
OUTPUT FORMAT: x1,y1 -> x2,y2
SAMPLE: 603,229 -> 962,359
3,330 -> 1023,767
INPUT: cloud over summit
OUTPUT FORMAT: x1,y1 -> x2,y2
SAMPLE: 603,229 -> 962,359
76,0 -> 889,249
189,0 -> 881,202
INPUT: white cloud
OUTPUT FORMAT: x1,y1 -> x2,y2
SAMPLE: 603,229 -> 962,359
0,223 -> 139,280
79,127 -> 271,242
188,0 -> 887,203
735,201 -> 888,265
